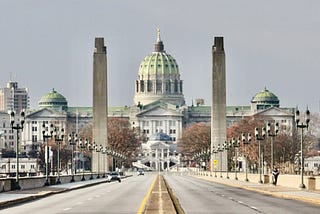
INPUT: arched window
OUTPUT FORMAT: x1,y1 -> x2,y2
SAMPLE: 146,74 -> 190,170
174,79 -> 178,93
140,80 -> 144,92
147,80 -> 153,92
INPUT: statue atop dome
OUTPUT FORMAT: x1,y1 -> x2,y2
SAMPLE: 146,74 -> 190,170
154,28 -> 164,52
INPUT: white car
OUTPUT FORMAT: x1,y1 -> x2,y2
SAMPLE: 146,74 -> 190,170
137,170 -> 144,176
106,172 -> 121,182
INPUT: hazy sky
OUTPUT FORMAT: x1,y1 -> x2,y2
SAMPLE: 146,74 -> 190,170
1,0 -> 319,112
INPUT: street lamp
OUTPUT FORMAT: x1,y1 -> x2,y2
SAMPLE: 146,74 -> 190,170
79,138 -> 87,181
42,122 -> 53,186
223,141 -> 230,179
255,126 -> 266,184
9,110 -> 25,190
267,122 -> 279,185
53,126 -> 64,184
242,132 -> 252,182
217,144 -> 224,178
94,144 -> 102,178
68,132 -> 78,182
87,141 -> 94,180
231,137 -> 240,180
212,147 -> 218,177
102,146 -> 108,178
295,107 -> 310,189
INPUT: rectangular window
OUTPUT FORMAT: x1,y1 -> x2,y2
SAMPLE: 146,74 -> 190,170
12,165 -> 15,169
21,165 -> 25,169
32,135 -> 37,142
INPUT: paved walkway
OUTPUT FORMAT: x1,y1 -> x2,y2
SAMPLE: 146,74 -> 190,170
193,174 -> 320,206
0,178 -> 107,209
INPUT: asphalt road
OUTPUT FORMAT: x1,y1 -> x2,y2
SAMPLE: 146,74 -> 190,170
0,173 -> 155,214
164,173 -> 320,214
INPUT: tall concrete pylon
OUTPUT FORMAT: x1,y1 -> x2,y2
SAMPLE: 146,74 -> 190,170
211,37 -> 227,173
93,38 -> 108,174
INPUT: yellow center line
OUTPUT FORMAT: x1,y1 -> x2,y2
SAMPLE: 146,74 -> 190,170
137,174 -> 158,214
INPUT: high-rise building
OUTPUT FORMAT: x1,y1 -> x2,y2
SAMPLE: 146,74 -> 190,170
0,81 -> 29,114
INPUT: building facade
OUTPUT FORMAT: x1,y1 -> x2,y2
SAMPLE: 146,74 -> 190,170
2,32 -> 296,173
0,81 -> 29,114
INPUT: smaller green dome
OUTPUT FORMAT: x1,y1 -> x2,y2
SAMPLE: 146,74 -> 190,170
251,87 -> 279,109
39,89 -> 68,110
252,88 -> 279,102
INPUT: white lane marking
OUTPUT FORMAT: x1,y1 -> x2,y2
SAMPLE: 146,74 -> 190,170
63,208 -> 71,211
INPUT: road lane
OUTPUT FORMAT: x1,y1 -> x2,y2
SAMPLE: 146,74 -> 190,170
0,173 -> 156,214
164,173 -> 320,214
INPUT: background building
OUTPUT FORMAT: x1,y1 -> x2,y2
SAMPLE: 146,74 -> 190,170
0,81 -> 30,114
2,33 -> 295,172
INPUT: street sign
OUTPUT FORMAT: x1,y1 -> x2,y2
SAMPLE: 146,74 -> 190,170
213,159 -> 218,169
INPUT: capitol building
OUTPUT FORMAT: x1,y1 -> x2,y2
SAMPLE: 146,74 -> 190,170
1,31 -> 295,171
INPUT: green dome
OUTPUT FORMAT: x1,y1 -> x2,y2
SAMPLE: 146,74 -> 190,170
138,52 -> 179,76
251,87 -> 279,109
138,30 -> 179,77
39,89 -> 68,110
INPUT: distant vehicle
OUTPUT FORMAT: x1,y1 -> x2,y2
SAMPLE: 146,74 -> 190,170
106,172 -> 121,182
137,170 -> 144,176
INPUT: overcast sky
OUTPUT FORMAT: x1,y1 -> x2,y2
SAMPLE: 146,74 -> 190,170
1,0 -> 319,112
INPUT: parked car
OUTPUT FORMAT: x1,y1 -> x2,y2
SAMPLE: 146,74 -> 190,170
137,170 -> 144,176
106,172 -> 121,182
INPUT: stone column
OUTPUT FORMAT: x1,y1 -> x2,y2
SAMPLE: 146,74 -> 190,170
211,37 -> 227,172
93,38 -> 108,173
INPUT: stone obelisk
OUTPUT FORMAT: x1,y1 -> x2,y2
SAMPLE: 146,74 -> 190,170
211,37 -> 227,173
93,38 -> 108,174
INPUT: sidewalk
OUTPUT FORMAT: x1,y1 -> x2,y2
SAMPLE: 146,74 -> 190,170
193,174 -> 320,206
0,178 -> 107,209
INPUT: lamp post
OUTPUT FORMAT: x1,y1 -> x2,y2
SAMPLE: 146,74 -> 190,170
79,138 -> 87,181
87,140 -> 94,180
94,144 -> 102,178
9,110 -> 25,190
68,132 -> 78,182
53,126 -> 64,184
267,122 -> 279,185
42,122 -> 53,186
102,147 -> 107,178
206,148 -> 210,172
217,144 -> 224,178
255,126 -> 266,184
224,141 -> 230,179
231,137 -> 240,180
212,147 -> 218,177
295,107 -> 310,189
242,133 -> 252,182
